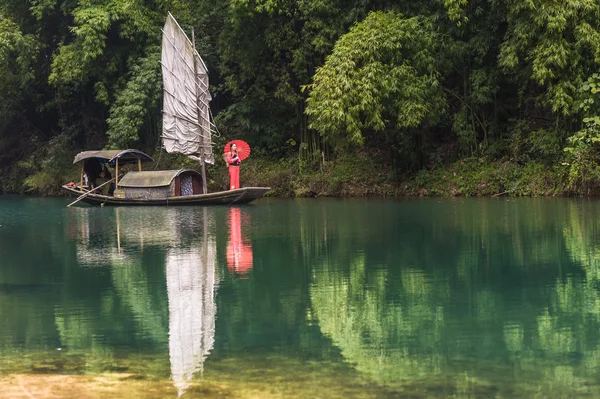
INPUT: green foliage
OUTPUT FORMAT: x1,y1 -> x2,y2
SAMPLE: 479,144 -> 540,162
562,73 -> 600,194
20,133 -> 78,195
48,3 -> 112,87
412,158 -> 566,197
2,0 -> 600,195
306,11 -> 444,147
106,47 -> 162,148
499,0 -> 600,116
230,149 -> 397,197
563,124 -> 600,194
0,18 -> 38,81
217,0 -> 362,156
0,16 -> 39,128
48,0 -> 162,89
440,0 -> 468,24
581,73 -> 600,116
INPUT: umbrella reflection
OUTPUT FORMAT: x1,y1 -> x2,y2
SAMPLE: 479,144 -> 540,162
227,208 -> 253,275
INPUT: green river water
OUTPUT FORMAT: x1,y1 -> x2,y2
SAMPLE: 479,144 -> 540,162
1,196 -> 600,398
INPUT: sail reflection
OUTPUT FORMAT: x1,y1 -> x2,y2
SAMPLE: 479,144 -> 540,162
166,243 -> 217,397
68,206 -> 219,396
166,207 -> 218,397
227,207 -> 253,275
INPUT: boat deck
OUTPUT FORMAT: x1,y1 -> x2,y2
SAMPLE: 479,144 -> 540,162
62,185 -> 271,206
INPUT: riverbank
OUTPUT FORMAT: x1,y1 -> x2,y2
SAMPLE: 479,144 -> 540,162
238,154 -> 578,198
1,149 -> 590,198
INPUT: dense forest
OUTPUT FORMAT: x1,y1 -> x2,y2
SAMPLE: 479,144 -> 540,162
0,0 -> 599,196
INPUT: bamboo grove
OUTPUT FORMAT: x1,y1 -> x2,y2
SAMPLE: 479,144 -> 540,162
1,0 -> 600,195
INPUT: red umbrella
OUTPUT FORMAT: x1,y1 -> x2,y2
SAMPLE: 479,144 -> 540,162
224,140 -> 251,161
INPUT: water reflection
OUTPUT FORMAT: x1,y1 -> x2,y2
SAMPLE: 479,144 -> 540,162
70,206 -> 207,266
227,208 -> 253,275
69,207 -> 119,265
166,209 -> 217,397
67,206 -> 219,395
7,198 -> 600,398
310,256 -> 445,384
305,199 -> 600,396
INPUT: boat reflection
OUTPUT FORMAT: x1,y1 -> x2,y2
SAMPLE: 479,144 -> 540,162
166,249 -> 217,395
69,206 -> 219,396
227,207 -> 253,275
167,208 -> 218,397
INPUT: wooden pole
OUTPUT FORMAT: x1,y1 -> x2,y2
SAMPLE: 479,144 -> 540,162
202,206 -> 208,272
116,208 -> 121,254
67,177 -> 116,207
80,164 -> 84,192
200,157 -> 207,194
192,28 -> 208,195
115,158 -> 120,190
137,156 -> 142,172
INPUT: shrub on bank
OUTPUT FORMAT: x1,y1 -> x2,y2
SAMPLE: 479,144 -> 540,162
1,146 -> 593,198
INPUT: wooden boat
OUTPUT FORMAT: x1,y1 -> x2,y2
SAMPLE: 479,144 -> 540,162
62,14 -> 271,206
62,184 -> 269,206
62,149 -> 270,206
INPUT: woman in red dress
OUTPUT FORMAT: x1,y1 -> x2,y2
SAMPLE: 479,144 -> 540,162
226,143 -> 241,190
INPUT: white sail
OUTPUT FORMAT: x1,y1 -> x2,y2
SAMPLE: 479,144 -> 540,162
161,12 -> 214,165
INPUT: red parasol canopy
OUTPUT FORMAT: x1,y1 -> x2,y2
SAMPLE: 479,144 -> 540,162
224,140 -> 251,161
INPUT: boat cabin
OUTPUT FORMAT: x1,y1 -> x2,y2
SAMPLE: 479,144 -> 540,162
115,170 -> 204,199
72,149 -> 155,193
68,149 -> 206,200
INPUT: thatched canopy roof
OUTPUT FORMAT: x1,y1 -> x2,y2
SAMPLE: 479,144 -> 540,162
118,170 -> 201,188
73,149 -> 154,164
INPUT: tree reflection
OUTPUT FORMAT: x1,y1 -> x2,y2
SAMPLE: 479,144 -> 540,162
311,255 -> 446,384
306,199 -> 600,396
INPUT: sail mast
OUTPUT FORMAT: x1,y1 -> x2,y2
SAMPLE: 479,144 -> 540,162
191,28 -> 208,195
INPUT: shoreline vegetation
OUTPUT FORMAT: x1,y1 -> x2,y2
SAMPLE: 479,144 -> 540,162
2,3 -> 600,199
1,147 -> 591,199
241,153 -> 580,198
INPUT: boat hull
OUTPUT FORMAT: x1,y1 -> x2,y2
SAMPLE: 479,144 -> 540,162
62,185 -> 271,206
